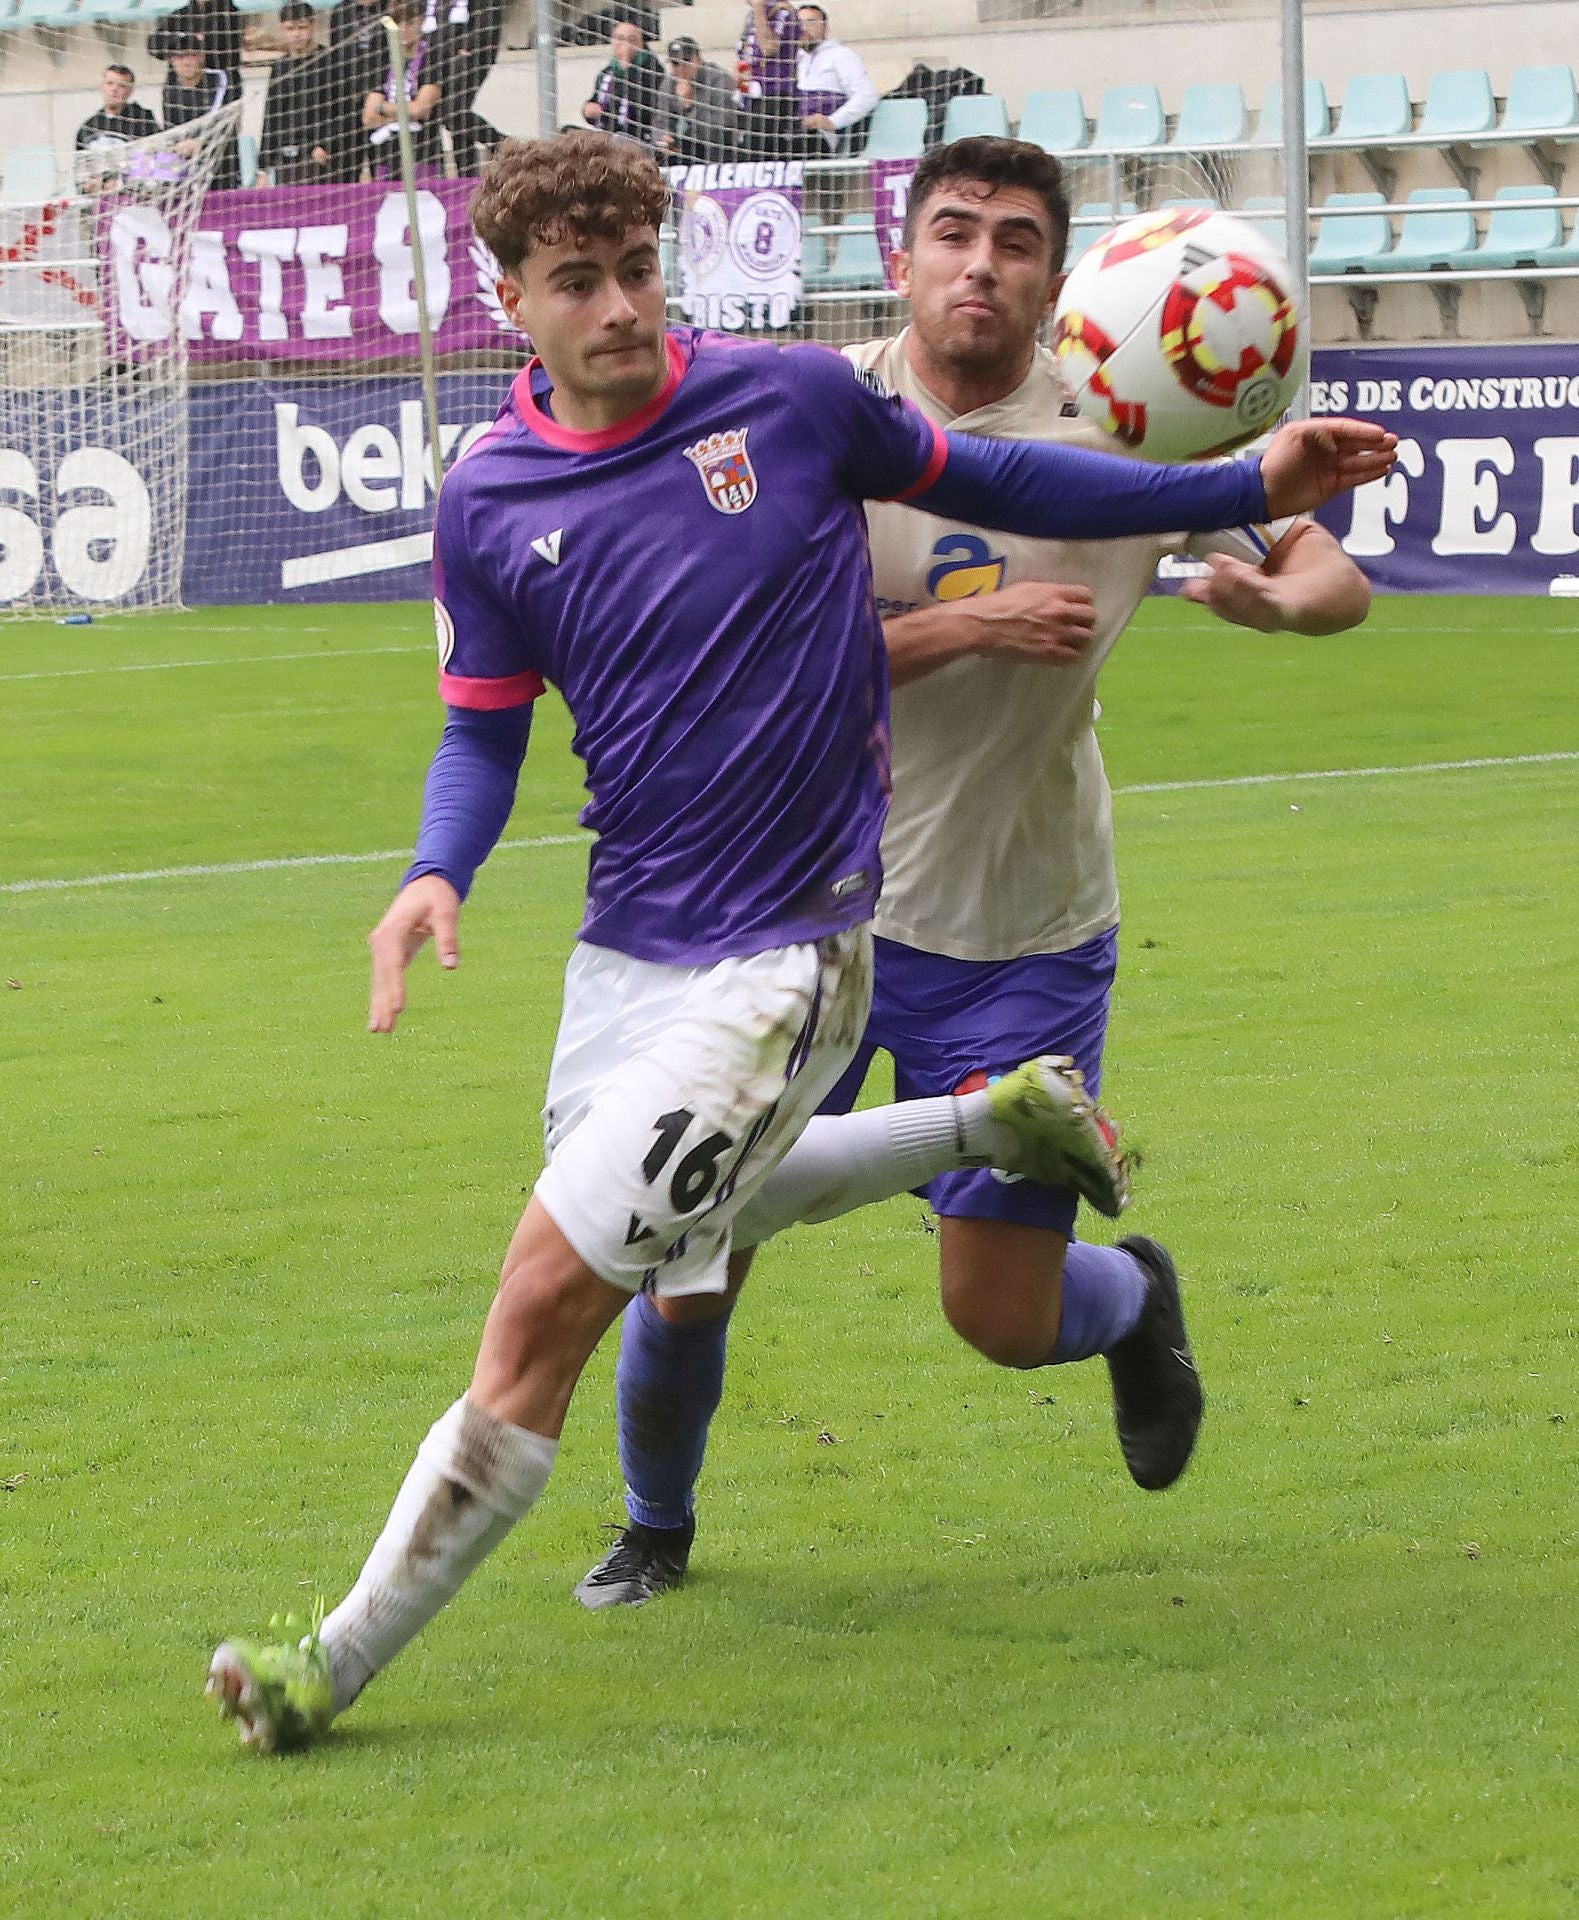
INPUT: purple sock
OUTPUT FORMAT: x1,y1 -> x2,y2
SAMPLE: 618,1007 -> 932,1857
1048,1241 -> 1149,1363
616,1290 -> 733,1530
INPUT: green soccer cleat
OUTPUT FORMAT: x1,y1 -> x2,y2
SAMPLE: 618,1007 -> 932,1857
205,1604 -> 334,1755
986,1055 -> 1131,1219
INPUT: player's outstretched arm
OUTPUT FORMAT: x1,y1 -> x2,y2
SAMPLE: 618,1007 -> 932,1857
884,583 -> 1097,687
904,420 -> 1396,544
1181,521 -> 1371,636
369,875 -> 463,1034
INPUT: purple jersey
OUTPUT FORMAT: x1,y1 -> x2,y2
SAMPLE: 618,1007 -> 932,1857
433,328 -> 946,969
736,1 -> 799,97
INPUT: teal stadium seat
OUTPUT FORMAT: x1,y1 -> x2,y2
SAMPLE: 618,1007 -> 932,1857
1307,192 -> 1392,271
238,133 -> 259,188
1260,78 -> 1330,143
1241,195 -> 1288,258
2,146 -> 61,201
1535,205 -> 1579,267
859,99 -> 927,161
1418,69 -> 1497,141
1018,88 -> 1087,154
1160,197 -> 1219,211
1474,184 -> 1561,267
1171,83 -> 1246,149
13,0 -> 78,22
1501,64 -> 1579,136
231,0 -> 280,12
1332,72 -> 1413,143
941,94 -> 1010,144
1064,199 -> 1138,269
805,220 -> 885,292
1387,185 -> 1476,270
1093,86 -> 1165,151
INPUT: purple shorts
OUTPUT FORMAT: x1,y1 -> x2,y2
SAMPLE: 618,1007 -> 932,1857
819,927 -> 1119,1237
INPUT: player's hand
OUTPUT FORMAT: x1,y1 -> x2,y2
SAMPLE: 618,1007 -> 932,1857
1178,552 -> 1287,631
970,581 -> 1098,665
367,874 -> 462,1035
1259,416 -> 1398,518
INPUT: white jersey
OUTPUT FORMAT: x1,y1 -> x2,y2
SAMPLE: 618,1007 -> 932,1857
847,330 -> 1291,963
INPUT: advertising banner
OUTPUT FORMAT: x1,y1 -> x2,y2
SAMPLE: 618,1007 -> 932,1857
1310,344 -> 1579,596
668,159 -> 802,332
98,178 -> 512,365
183,371 -> 506,603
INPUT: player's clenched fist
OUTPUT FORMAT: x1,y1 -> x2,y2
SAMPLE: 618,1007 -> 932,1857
368,874 -> 462,1034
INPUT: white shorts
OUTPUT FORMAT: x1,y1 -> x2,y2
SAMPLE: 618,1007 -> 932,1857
535,927 -> 873,1297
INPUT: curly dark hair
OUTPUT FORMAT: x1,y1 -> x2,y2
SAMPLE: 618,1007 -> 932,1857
471,133 -> 670,272
902,136 -> 1071,271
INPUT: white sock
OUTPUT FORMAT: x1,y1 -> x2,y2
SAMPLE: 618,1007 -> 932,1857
732,1093 -> 1013,1248
320,1395 -> 556,1714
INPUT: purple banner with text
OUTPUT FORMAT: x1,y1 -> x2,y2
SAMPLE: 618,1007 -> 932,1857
1310,343 -> 1579,596
98,177 -> 511,364
869,158 -> 917,289
668,159 -> 803,332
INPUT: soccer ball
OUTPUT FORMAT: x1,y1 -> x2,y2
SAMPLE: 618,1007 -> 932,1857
1051,208 -> 1308,462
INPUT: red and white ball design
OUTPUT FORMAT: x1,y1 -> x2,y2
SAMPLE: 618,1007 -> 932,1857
1052,208 -> 1308,462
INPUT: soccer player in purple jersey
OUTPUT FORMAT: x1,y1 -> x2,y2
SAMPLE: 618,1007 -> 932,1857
203,131 -> 1395,1753
577,137 -> 1379,1610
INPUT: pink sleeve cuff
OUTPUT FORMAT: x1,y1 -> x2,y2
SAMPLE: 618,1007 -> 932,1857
439,669 -> 545,710
885,417 -> 950,502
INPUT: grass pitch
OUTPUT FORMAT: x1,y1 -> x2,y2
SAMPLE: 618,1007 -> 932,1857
2,596 -> 1576,1919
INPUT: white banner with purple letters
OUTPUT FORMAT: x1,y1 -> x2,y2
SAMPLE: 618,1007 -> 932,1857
668,160 -> 802,333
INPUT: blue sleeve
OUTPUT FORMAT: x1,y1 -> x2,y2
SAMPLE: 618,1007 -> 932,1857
780,345 -> 946,500
402,703 -> 532,902
910,432 -> 1270,540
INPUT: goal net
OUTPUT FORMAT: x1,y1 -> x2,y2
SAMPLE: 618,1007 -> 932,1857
0,102 -> 238,617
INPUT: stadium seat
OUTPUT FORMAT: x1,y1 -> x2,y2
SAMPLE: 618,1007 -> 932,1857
1259,78 -> 1330,144
1064,199 -> 1138,269
1,146 -> 60,202
1093,86 -> 1165,151
1241,195 -> 1288,257
12,0 -> 78,22
1501,65 -> 1579,137
1018,88 -> 1087,154
805,219 -> 885,292
1160,197 -> 1218,211
1418,69 -> 1497,141
1307,192 -> 1393,271
238,133 -> 259,189
1331,72 -> 1413,143
1535,204 -> 1579,267
1170,83 -> 1246,149
941,94 -> 1010,144
859,99 -> 927,161
1473,184 -> 1562,267
1387,185 -> 1476,270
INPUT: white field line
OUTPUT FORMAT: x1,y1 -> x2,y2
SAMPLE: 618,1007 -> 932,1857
3,752 -> 1573,899
0,643 -> 430,684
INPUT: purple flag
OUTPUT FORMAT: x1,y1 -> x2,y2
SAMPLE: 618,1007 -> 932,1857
870,157 -> 918,290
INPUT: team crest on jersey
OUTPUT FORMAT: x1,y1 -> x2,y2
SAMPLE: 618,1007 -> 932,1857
683,427 -> 758,515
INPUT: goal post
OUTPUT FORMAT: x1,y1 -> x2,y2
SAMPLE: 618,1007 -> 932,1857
0,102 -> 240,619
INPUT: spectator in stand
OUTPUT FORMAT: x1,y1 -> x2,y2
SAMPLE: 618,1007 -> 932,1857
735,0 -> 800,161
162,32 -> 241,189
654,36 -> 737,166
582,20 -> 665,150
150,0 -> 242,101
795,5 -> 875,153
363,0 -> 446,178
326,0 -> 386,181
430,0 -> 507,175
259,3 -> 334,186
75,64 -> 160,162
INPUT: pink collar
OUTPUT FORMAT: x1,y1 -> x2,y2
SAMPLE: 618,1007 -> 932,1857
512,333 -> 687,452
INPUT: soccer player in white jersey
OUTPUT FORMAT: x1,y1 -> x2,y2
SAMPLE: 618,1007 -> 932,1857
201,133 -> 1393,1750
576,136 -> 1374,1610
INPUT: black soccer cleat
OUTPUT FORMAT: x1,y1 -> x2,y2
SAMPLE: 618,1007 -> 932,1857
1104,1236 -> 1204,1491
573,1518 -> 695,1610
